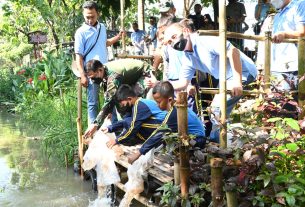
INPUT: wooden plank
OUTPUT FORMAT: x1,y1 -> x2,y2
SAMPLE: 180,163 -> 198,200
115,145 -> 174,184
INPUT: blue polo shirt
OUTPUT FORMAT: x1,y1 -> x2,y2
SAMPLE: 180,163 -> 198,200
271,0 -> 305,72
180,33 -> 257,81
163,46 -> 185,80
74,22 -> 108,64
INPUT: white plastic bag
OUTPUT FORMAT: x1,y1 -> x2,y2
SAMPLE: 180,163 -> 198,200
82,130 -> 120,187
119,148 -> 155,207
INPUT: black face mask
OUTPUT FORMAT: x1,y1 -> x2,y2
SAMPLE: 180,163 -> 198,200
91,77 -> 103,85
119,102 -> 132,115
171,35 -> 188,51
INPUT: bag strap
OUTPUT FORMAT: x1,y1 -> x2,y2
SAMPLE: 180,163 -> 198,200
83,24 -> 102,61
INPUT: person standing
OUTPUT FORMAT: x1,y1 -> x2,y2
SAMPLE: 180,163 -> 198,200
188,3 -> 205,30
226,0 -> 247,50
131,22 -> 146,55
269,0 -> 305,90
74,1 -> 123,124
255,0 -> 272,22
146,16 -> 158,53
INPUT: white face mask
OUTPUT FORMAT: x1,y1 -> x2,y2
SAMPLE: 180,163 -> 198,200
270,0 -> 285,9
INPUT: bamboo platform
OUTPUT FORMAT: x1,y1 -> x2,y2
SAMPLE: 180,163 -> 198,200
114,145 -> 174,206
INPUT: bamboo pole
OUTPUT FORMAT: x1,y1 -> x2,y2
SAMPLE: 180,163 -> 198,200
218,0 -> 227,149
138,0 -> 144,30
198,30 -> 298,43
264,31 -> 272,92
211,158 -> 224,207
174,157 -> 180,185
176,92 -> 189,199
120,0 -> 126,53
199,88 -> 259,96
225,183 -> 238,207
198,87 -> 300,96
298,37 -> 305,120
115,54 -> 154,60
76,79 -> 84,179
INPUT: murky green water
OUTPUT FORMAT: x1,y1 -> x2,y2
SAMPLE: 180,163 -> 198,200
0,110 -> 96,207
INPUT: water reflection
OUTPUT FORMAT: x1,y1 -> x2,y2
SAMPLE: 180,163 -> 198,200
0,110 -> 96,207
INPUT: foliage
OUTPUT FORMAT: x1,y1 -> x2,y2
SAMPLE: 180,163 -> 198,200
0,68 -> 15,103
12,49 -> 74,102
157,181 -> 211,207
10,49 -> 86,166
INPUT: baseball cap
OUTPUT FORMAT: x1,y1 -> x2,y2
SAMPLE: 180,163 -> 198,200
159,1 -> 175,13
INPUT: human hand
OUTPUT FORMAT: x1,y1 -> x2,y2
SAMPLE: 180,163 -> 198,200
106,137 -> 117,149
231,82 -> 243,97
80,75 -> 88,87
118,30 -> 126,39
83,123 -> 98,139
144,74 -> 158,88
100,127 -> 109,133
127,151 -> 141,164
272,32 -> 285,43
187,85 -> 196,96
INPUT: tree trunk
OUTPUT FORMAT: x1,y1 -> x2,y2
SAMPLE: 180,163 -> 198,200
183,0 -> 196,18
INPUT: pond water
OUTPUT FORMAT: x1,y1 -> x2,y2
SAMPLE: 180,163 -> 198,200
0,110 -> 97,207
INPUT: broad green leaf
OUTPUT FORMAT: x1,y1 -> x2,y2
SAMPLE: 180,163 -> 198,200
275,175 -> 290,183
286,195 -> 295,206
286,143 -> 299,153
295,177 -> 305,185
284,118 -> 300,131
267,117 -> 282,122
275,131 -> 285,140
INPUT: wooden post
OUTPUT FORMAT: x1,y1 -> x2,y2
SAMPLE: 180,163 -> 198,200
76,79 -> 84,179
120,0 -> 126,53
211,158 -> 224,207
298,37 -> 305,120
225,183 -> 238,207
176,92 -> 189,199
264,31 -> 272,92
218,0 -> 227,149
174,157 -> 180,185
138,0 -> 144,30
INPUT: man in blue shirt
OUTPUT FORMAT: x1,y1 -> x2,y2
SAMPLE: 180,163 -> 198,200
131,22 -> 146,55
146,16 -> 158,53
163,19 -> 257,142
74,1 -> 123,124
269,0 -> 305,90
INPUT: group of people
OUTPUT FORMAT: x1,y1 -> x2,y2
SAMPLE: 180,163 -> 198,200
74,0 -> 305,165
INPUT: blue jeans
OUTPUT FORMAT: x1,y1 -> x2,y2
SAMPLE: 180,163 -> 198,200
209,75 -> 256,143
87,79 -> 100,124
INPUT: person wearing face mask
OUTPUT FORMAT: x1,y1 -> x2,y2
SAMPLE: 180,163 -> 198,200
83,59 -> 154,138
268,0 -> 305,91
101,85 -> 167,155
74,1 -> 123,125
163,19 -> 257,143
